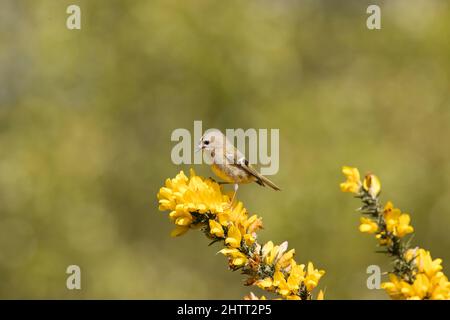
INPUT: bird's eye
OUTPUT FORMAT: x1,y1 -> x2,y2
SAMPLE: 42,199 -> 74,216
204,140 -> 210,145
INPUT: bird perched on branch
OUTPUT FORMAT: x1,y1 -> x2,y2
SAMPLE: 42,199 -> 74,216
197,129 -> 280,204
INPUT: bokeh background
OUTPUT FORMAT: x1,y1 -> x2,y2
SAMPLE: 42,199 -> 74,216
0,0 -> 449,299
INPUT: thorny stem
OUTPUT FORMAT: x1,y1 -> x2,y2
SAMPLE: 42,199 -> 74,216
190,212 -> 311,299
356,190 -> 417,284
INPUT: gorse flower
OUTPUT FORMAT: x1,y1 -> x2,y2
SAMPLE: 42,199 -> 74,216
383,202 -> 414,238
157,167 -> 448,300
363,173 -> 381,199
158,169 -> 325,300
359,217 -> 378,234
252,241 -> 324,299
340,166 -> 362,193
158,169 -> 229,215
341,166 -> 450,300
382,248 -> 450,300
209,220 -> 224,238
157,169 -> 229,237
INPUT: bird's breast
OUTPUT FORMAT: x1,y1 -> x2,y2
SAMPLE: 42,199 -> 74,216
211,163 -> 254,184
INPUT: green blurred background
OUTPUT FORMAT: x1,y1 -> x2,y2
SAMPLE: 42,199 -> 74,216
0,0 -> 449,299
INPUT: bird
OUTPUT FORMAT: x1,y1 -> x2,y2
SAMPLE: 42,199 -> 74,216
197,129 -> 280,204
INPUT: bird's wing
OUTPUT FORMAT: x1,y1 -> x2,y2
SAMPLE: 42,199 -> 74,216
225,152 -> 281,191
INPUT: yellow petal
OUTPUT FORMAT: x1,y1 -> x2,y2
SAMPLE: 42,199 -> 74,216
363,173 -> 381,198
340,166 -> 362,193
359,217 -> 378,234
225,225 -> 242,248
256,277 -> 273,289
209,220 -> 225,238
262,241 -> 274,260
276,249 -> 295,270
170,225 -> 189,237
317,290 -> 325,300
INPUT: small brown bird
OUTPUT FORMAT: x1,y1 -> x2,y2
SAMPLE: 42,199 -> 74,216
197,129 -> 280,203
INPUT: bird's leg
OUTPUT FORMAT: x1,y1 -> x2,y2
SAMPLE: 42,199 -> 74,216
230,183 -> 239,205
224,184 -> 238,209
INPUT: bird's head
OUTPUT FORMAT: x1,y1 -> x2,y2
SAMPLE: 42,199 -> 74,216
197,129 -> 226,152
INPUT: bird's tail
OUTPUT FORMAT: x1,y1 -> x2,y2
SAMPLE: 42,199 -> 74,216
257,174 -> 281,191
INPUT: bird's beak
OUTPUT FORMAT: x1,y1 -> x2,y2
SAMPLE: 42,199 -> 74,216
195,144 -> 202,153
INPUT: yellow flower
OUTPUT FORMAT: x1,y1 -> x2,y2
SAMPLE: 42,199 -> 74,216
255,277 -> 273,289
343,167 -> 449,300
359,217 -> 378,234
273,271 -> 290,296
411,274 -> 430,299
407,248 -> 443,278
243,233 -> 256,246
382,274 -> 424,300
262,241 -> 288,266
396,214 -> 414,237
304,262 -> 325,291
286,261 -> 305,291
209,220 -> 224,238
170,225 -> 189,237
159,169 -> 325,300
217,203 -> 262,247
157,169 -> 229,217
383,202 -> 414,238
254,256 -> 318,299
255,262 -> 304,297
169,209 -> 193,226
340,166 -> 362,193
217,201 -> 246,226
158,170 -> 262,239
430,275 -> 450,300
383,201 -> 399,229
276,249 -> 296,270
219,248 -> 247,267
382,249 -> 450,300
375,231 -> 391,246
363,173 -> 381,199
419,251 -> 443,279
225,225 -> 242,248
261,241 -> 274,264
381,274 -> 405,300
246,214 -> 263,234
382,274 -> 430,300
316,290 -> 325,300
